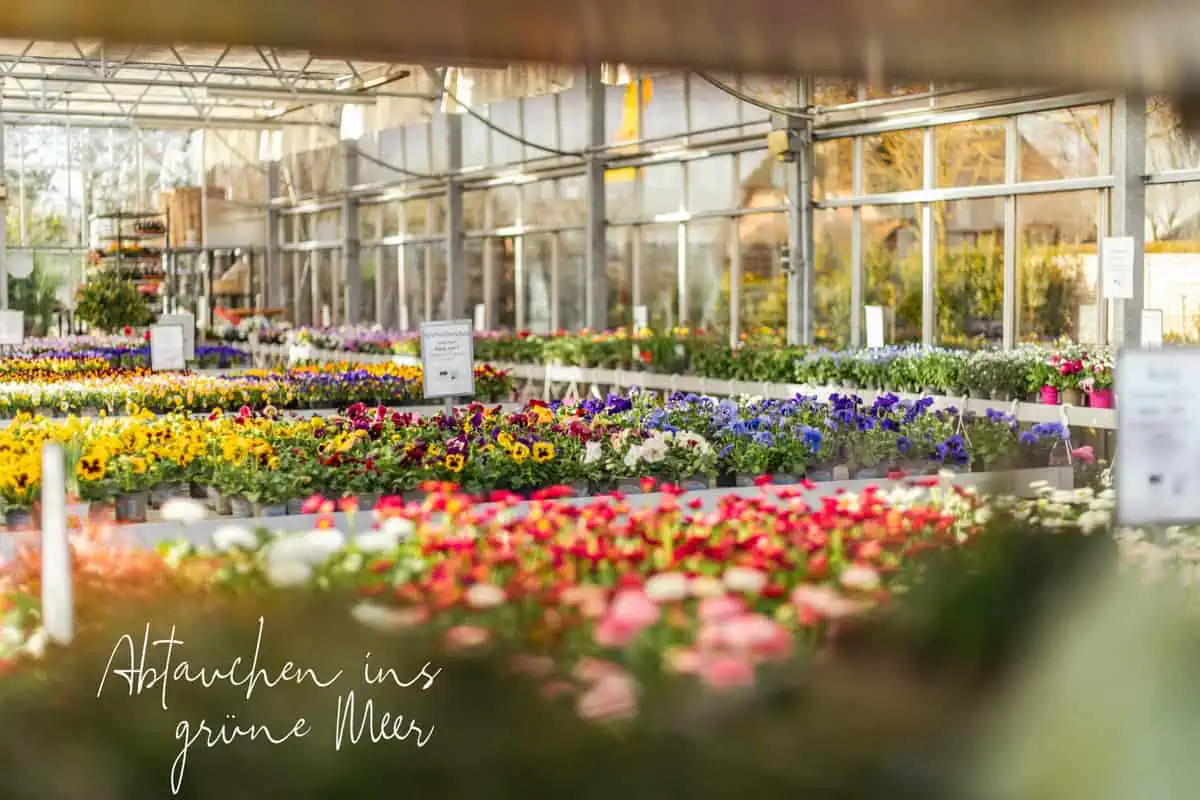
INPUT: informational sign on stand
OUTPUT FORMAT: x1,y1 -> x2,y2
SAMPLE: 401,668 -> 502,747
158,312 -> 196,361
288,344 -> 313,365
1102,236 -> 1136,299
1141,309 -> 1164,349
633,305 -> 649,331
1115,349 -> 1200,525
0,310 -> 24,346
864,305 -> 886,349
473,303 -> 486,331
149,324 -> 187,371
420,319 -> 475,399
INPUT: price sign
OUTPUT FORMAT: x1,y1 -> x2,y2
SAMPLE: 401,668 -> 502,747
1141,309 -> 1164,349
1116,349 -> 1200,525
288,344 -> 313,365
633,305 -> 649,331
150,324 -> 187,371
0,310 -> 24,346
420,319 -> 475,399
158,313 -> 196,361
864,305 -> 885,349
1102,236 -> 1136,300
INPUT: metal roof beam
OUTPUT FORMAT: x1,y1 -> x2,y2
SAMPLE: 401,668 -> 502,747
0,107 -> 328,128
0,53 -> 349,80
0,70 -> 428,99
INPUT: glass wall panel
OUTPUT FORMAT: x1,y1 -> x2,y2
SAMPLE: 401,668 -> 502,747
606,169 -> 639,224
1016,190 -> 1099,343
865,82 -> 929,100
934,198 -> 1004,347
405,122 -> 430,173
465,238 -> 486,320
813,207 -> 852,346
814,139 -> 854,201
1146,98 -> 1200,172
686,155 -> 736,213
428,243 -> 447,321
491,185 -> 520,228
863,130 -> 923,194
863,204 -> 921,344
560,230 -> 587,331
490,237 -> 517,329
559,85 -> 588,152
640,224 -> 678,328
687,75 -> 740,133
400,242 -> 426,327
523,94 -> 558,151
1018,107 -> 1102,180
737,212 -> 787,333
606,226 -> 636,328
1143,184 -> 1200,339
462,114 -> 490,169
429,115 -> 448,172
643,73 -> 687,140
936,120 -> 1007,187
523,234 -> 553,333
489,100 -> 524,164
641,163 -> 683,218
814,79 -> 859,108
737,152 -> 784,215
684,219 -> 728,332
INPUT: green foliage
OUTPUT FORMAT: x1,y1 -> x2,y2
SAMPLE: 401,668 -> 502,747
75,272 -> 152,333
6,258 -> 62,337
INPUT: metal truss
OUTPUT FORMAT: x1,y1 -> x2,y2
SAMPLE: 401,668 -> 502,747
0,40 -> 430,129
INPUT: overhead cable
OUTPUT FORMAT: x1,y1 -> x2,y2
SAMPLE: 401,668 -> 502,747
437,83 -> 585,159
692,69 -> 814,119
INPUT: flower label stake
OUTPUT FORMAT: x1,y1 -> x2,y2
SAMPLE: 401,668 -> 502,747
40,442 -> 75,645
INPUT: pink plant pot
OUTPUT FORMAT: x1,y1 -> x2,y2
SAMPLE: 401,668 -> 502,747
1039,385 -> 1060,405
1087,388 -> 1114,409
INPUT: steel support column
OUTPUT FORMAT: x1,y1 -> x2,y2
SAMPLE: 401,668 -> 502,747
785,77 -> 814,346
443,113 -> 466,320
265,159 -> 282,309
341,140 -> 362,324
1001,116 -> 1019,349
1111,91 -> 1146,347
920,127 -> 937,346
584,64 -> 608,330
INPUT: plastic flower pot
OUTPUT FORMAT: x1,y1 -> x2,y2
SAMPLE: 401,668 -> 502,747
114,492 -> 148,523
616,477 -> 644,494
255,502 -> 288,517
356,493 -> 381,512
4,508 -> 33,529
1039,385 -> 1060,405
680,475 -> 712,491
189,482 -> 208,500
1060,388 -> 1083,406
587,480 -> 616,496
286,498 -> 306,515
772,474 -> 801,485
228,496 -> 253,518
806,468 -> 834,482
1088,388 -> 1115,409
567,481 -> 590,497
734,474 -> 757,488
854,466 -> 887,479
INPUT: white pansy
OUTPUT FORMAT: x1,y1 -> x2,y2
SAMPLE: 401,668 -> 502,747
465,583 -> 507,609
355,526 -> 404,554
623,445 -> 644,470
267,528 -> 346,566
583,440 -> 603,465
212,525 -> 259,552
160,498 -> 207,525
840,565 -> 882,592
645,572 -> 689,603
350,602 -> 424,632
689,575 -> 725,598
381,516 -> 416,542
723,566 -> 768,594
264,557 -> 312,588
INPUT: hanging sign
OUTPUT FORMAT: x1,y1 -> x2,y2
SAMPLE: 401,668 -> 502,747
864,305 -> 886,348
158,313 -> 196,361
0,310 -> 24,346
149,324 -> 186,371
1115,349 -> 1200,525
1102,236 -> 1136,299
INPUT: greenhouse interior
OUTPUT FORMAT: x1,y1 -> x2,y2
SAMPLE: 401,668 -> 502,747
0,18 -> 1194,797
2,41 -> 1196,347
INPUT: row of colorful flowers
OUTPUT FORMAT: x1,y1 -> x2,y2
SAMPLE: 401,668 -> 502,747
217,324 -> 1116,407
0,391 -> 1072,522
0,363 -> 513,417
0,345 -> 249,381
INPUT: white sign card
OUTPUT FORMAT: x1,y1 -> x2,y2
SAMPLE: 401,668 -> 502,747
420,319 -> 475,399
40,442 -> 74,644
1102,236 -> 1136,300
473,303 -> 487,331
864,305 -> 886,349
321,305 -> 332,327
288,344 -> 313,365
1077,304 -> 1099,344
7,251 -> 33,279
633,305 -> 649,331
149,324 -> 187,371
1115,349 -> 1200,525
0,310 -> 24,346
1141,309 -> 1164,349
158,312 -> 196,361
